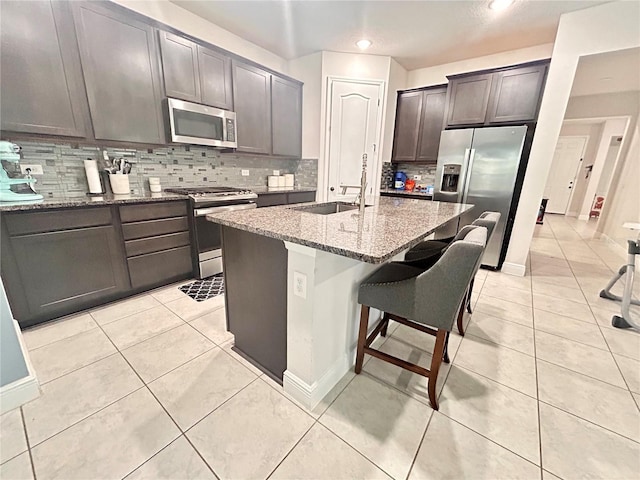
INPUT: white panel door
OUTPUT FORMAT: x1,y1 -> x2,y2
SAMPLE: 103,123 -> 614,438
327,80 -> 382,202
544,136 -> 587,214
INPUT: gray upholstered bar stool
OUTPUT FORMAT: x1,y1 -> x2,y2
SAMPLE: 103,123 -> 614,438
355,225 -> 487,410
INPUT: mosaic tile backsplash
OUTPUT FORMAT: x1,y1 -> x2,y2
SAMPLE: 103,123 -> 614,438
12,140 -> 318,198
380,162 -> 437,189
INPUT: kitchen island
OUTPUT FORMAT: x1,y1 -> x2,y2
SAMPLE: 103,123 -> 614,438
207,197 -> 473,410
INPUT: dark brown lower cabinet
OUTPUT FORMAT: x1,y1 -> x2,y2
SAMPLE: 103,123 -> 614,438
256,190 -> 316,208
128,245 -> 192,290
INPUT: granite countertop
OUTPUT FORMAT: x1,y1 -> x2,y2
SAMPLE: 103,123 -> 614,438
380,188 -> 433,199
252,186 -> 317,195
207,197 -> 474,263
0,192 -> 186,212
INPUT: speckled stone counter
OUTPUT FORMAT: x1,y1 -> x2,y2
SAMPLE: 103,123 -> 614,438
207,197 -> 474,263
379,188 -> 433,199
0,192 -> 186,212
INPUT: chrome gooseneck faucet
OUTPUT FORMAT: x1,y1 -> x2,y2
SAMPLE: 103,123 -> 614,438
340,153 -> 368,214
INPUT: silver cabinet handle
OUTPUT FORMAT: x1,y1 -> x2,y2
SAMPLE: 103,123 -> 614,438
462,148 -> 476,204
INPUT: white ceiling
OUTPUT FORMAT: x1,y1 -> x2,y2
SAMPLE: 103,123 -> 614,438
170,0 -> 608,70
570,47 -> 640,97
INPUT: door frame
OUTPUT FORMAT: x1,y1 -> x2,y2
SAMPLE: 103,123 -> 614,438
320,76 -> 386,202
547,135 -> 589,215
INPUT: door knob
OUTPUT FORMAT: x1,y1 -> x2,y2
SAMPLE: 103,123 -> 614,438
330,187 -> 335,192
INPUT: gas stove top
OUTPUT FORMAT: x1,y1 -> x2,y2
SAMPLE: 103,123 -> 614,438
165,186 -> 257,203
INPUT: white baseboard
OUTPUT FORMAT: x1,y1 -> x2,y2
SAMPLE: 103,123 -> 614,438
1,321 -> 40,414
502,262 -> 526,277
283,354 -> 350,410
578,214 -> 590,221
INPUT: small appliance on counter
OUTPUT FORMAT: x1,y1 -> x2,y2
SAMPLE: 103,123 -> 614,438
404,178 -> 416,192
394,171 -> 407,190
0,141 -> 43,202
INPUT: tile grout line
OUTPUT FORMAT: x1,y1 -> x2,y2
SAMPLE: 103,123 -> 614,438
404,409 -> 435,480
19,407 -> 37,480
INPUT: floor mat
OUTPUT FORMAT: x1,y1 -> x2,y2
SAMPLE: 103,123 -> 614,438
179,274 -> 225,302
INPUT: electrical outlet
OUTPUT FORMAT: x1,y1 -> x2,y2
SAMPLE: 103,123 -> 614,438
273,170 -> 280,176
20,164 -> 44,175
293,271 -> 307,299
414,175 -> 422,181
241,169 -> 250,176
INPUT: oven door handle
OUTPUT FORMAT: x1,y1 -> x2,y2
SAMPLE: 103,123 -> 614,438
194,203 -> 257,217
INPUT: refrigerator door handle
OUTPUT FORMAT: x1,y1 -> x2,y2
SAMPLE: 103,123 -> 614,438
462,148 -> 476,204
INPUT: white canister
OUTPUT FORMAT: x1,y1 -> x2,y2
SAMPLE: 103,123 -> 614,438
268,175 -> 279,188
84,159 -> 103,194
148,177 -> 160,185
150,184 -> 162,193
277,176 -> 286,187
109,174 -> 130,195
284,174 -> 294,187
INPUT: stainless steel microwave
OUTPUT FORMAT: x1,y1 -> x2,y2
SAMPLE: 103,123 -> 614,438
167,98 -> 237,148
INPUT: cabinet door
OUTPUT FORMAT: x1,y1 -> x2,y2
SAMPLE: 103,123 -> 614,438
232,61 -> 272,154
159,31 -> 200,103
72,2 -> 165,144
391,91 -> 423,162
487,64 -> 548,124
271,75 -> 302,157
416,87 -> 447,163
9,225 -> 129,321
446,74 -> 493,126
0,1 -> 89,137
198,46 -> 233,110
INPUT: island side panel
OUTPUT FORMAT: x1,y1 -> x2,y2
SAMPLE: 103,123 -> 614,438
221,226 -> 288,382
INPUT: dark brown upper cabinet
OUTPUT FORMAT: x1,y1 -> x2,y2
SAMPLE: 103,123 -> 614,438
392,86 -> 446,164
159,30 -> 233,110
0,1 -> 90,137
271,75 -> 302,157
446,74 -> 493,126
71,2 -> 165,144
445,61 -> 549,128
486,63 -> 548,124
233,60 -> 272,154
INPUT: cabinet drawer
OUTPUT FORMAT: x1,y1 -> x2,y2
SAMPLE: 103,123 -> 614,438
287,191 -> 316,204
128,245 -> 193,290
5,207 -> 112,236
125,231 -> 191,257
122,217 -> 188,240
256,193 -> 287,207
120,201 -> 187,223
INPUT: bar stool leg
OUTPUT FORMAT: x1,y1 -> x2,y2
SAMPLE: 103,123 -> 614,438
466,279 -> 475,314
355,305 -> 370,374
428,330 -> 447,410
380,312 -> 390,337
456,301 -> 466,336
443,332 -> 451,364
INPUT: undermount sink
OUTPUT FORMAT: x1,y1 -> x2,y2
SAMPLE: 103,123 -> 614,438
293,201 -> 361,215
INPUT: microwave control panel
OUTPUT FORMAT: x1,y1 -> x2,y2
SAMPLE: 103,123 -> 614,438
226,119 -> 236,142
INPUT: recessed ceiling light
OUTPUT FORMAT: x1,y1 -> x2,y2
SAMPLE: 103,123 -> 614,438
489,0 -> 514,11
356,39 -> 372,50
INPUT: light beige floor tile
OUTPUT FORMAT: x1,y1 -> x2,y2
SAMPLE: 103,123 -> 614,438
533,294 -> 595,323
439,366 -> 540,464
535,330 -> 626,388
189,307 -> 233,345
29,328 -> 116,384
454,336 -> 537,396
542,470 -> 562,480
149,347 -> 256,430
532,282 -> 587,304
125,436 -> 215,480
540,403 -> 640,480
362,335 -> 450,406
148,281 -> 191,304
23,355 -> 142,446
410,412 -> 540,480
467,312 -> 534,355
22,314 -> 97,351
475,296 -> 534,327
0,452 -> 33,480
187,380 -> 314,480
480,284 -> 533,307
482,272 -> 532,292
320,374 -> 432,480
0,409 -> 27,464
615,354 -> 640,393
101,305 -> 183,350
164,295 -> 225,322
390,323 -> 463,358
601,327 -> 640,361
31,389 -> 179,480
533,309 -> 608,349
537,360 -> 640,442
591,305 -> 622,329
220,340 -> 266,376
271,423 -> 391,480
532,272 -> 580,290
90,295 -> 160,325
121,325 -> 214,383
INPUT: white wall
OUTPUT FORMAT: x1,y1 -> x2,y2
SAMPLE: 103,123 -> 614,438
406,44 -> 554,88
596,139 -> 621,196
503,0 -> 640,276
111,0 -> 289,73
1,279 -> 28,387
288,53 -> 323,159
381,59 -> 408,163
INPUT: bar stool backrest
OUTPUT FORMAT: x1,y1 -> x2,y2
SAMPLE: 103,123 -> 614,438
472,212 -> 500,242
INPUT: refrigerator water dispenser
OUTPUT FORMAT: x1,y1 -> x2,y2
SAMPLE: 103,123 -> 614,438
440,164 -> 461,192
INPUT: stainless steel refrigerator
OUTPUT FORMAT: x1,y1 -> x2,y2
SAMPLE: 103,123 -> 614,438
433,125 -> 528,268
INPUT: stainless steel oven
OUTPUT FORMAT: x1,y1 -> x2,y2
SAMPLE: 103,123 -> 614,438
164,187 -> 257,278
167,98 -> 237,148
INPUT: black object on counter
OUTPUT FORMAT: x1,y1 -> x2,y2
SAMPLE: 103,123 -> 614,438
537,198 -> 548,225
